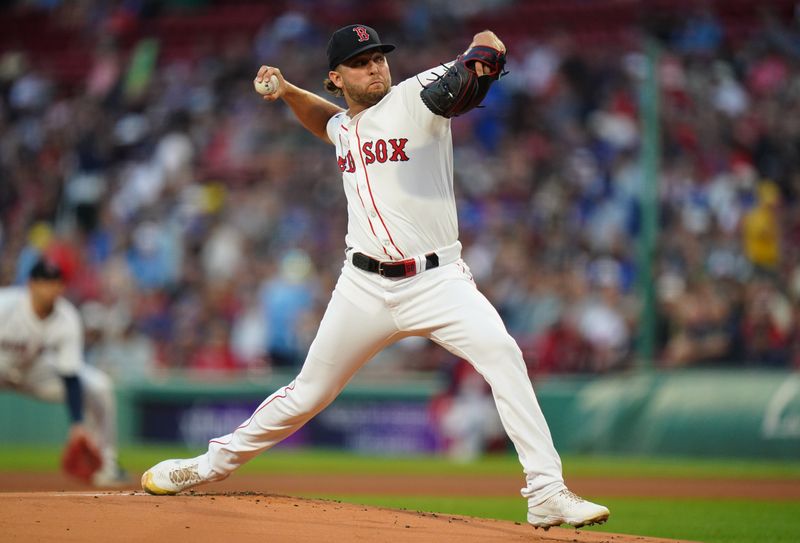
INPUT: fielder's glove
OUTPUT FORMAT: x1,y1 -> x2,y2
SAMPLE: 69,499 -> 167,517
61,428 -> 103,484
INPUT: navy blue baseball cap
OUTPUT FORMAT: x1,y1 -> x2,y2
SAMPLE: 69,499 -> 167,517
327,24 -> 395,70
29,258 -> 64,281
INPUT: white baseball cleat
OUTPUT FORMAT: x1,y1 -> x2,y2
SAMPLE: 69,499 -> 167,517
527,489 -> 610,530
141,457 -> 224,495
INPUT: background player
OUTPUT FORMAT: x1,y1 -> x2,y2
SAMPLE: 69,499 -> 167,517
142,25 -> 609,530
0,258 -> 127,486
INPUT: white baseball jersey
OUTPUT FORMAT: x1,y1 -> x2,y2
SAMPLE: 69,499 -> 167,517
0,286 -> 84,383
326,66 -> 458,260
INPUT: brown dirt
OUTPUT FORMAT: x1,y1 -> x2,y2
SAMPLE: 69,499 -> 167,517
0,492 -> 688,543
2,471 -> 798,499
2,470 -> 796,542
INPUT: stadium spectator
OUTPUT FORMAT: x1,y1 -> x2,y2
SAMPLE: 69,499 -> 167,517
1,0 -> 799,378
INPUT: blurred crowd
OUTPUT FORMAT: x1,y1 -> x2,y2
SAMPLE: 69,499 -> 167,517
1,0 -> 800,387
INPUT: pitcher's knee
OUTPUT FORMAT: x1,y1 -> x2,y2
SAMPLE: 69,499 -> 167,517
291,379 -> 340,415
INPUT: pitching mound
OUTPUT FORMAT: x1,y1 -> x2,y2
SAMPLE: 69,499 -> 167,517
0,491 -> 690,542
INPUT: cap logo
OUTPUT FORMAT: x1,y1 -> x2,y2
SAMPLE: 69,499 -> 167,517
353,26 -> 370,42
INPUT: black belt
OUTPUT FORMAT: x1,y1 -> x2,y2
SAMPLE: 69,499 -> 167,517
351,252 -> 439,278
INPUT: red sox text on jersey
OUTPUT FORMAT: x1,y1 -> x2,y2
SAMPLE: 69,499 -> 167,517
338,137 -> 409,172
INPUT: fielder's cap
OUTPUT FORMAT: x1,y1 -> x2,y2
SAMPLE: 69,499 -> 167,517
29,257 -> 64,281
327,24 -> 395,70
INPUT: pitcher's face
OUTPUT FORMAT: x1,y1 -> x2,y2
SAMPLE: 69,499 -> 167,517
331,51 -> 392,109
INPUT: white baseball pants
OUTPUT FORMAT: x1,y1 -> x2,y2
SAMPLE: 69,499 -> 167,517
1,362 -> 119,469
204,258 -> 567,502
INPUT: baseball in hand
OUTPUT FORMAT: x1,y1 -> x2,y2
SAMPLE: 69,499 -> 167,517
254,74 -> 279,95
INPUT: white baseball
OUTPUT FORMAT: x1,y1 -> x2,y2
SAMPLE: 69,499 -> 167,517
254,74 -> 279,96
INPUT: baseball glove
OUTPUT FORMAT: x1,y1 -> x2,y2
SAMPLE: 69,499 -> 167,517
420,45 -> 507,118
61,430 -> 103,484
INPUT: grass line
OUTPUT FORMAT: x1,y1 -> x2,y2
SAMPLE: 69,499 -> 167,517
2,446 -> 800,480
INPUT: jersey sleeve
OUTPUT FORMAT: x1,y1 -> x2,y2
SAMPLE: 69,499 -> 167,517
325,112 -> 346,145
396,62 -> 455,137
54,301 -> 84,375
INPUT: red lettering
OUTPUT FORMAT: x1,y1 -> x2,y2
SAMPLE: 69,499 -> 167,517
389,138 -> 409,161
359,138 -> 411,166
337,151 -> 356,172
354,26 -> 370,42
375,139 -> 388,163
362,141 -> 376,164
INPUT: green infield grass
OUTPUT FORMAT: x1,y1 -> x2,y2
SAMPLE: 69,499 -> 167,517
309,495 -> 800,543
4,446 -> 800,479
2,446 -> 798,543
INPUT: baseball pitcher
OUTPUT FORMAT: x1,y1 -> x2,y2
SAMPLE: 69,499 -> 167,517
142,25 -> 609,530
0,258 -> 127,486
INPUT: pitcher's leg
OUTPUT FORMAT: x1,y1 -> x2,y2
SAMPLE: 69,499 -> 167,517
422,272 -> 565,503
205,286 -> 399,477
